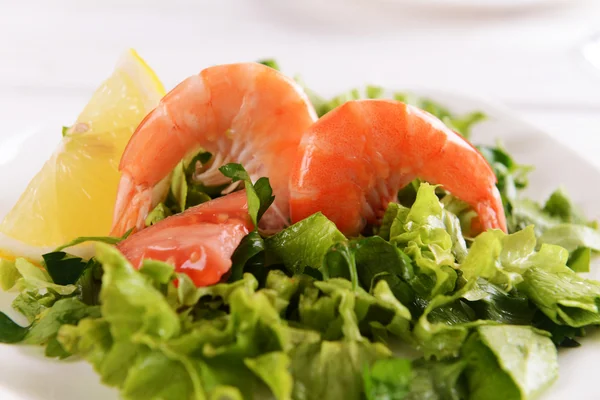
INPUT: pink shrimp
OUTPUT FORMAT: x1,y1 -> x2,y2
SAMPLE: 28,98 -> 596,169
117,191 -> 252,286
111,62 -> 317,236
289,99 -> 507,236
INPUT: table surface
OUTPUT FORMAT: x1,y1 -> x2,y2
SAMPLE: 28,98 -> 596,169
1,0 -> 600,175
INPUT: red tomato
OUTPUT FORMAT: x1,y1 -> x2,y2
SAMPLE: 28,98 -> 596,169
117,191 -> 253,286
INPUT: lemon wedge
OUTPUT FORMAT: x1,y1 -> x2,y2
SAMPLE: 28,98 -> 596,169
0,49 -> 165,250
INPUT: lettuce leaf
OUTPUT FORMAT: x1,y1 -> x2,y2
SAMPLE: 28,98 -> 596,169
23,298 -> 100,351
519,265 -> 600,327
145,203 -> 172,227
478,144 -> 532,218
244,352 -> 292,400
0,296 -> 99,359
11,290 -> 58,322
42,252 -> 90,286
0,259 -> 20,291
265,213 -> 345,275
464,279 -> 535,325
59,247 -> 326,399
413,289 -> 484,359
363,358 -> 412,400
538,224 -> 600,252
258,59 -> 280,71
508,188 -> 599,274
165,150 -> 216,215
463,325 -> 557,400
52,230 -> 132,252
97,244 -> 180,341
289,340 -> 390,400
406,359 -> 467,400
299,278 -> 412,343
228,231 -> 266,282
389,183 -> 460,298
543,188 -> 590,225
458,225 -> 600,331
219,163 -> 274,227
0,312 -> 28,343
567,247 -> 591,273
329,236 -> 416,311
363,357 -> 468,400
13,258 -> 77,296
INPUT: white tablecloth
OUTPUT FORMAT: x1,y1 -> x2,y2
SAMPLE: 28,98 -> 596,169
1,0 -> 600,163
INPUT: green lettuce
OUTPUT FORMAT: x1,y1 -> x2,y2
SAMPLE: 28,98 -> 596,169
363,357 -> 468,400
164,150 -> 218,215
265,213 -> 345,275
145,203 -> 172,227
520,265 -> 600,327
464,279 -> 535,325
219,163 -> 274,227
478,144 -> 532,221
0,259 -> 20,291
57,245 -> 420,400
58,246 -> 277,399
13,258 -> 77,295
460,225 -> 600,329
244,352 -> 292,400
52,229 -> 132,252
406,359 -> 467,400
538,224 -> 600,252
298,278 -> 412,342
289,340 -> 390,400
62,245 -> 403,399
463,325 -> 557,400
509,189 -> 599,273
0,296 -> 99,359
324,236 -> 416,311
0,312 -> 28,343
258,59 -> 281,71
363,358 -> 412,400
413,288 -> 485,359
388,183 -> 461,298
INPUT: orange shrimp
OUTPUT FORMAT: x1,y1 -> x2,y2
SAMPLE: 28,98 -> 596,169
111,62 -> 317,236
117,191 -> 252,286
289,99 -> 507,236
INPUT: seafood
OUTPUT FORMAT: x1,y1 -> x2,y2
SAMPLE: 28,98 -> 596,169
111,62 -> 317,236
117,191 -> 252,286
289,99 -> 507,236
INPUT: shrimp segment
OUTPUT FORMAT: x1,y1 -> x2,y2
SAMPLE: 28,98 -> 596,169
117,191 -> 252,286
289,99 -> 507,236
111,62 -> 317,236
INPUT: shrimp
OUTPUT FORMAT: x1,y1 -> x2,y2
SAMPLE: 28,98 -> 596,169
289,99 -> 507,236
111,62 -> 317,236
117,191 -> 252,286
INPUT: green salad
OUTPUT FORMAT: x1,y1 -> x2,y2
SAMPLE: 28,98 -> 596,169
2,61 -> 600,400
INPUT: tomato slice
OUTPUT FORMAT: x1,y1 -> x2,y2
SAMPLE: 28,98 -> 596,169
117,191 -> 253,286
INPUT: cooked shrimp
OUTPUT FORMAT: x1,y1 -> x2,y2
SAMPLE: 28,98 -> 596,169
289,99 -> 507,236
117,191 -> 252,286
111,62 -> 317,236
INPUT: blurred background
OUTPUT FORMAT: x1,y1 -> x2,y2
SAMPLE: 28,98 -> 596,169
1,0 -> 600,164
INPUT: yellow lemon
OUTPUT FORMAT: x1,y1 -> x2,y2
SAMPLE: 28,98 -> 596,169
0,49 -> 165,250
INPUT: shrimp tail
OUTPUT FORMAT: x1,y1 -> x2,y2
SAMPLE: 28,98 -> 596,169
111,174 -> 153,236
475,185 -> 507,232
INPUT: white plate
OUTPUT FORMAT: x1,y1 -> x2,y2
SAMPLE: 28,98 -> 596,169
1,89 -> 599,400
